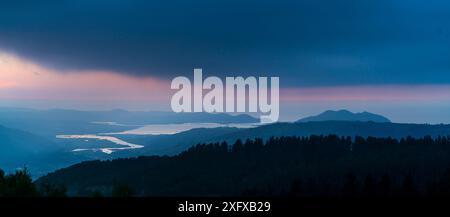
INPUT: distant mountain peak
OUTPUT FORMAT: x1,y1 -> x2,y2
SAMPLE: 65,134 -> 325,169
297,109 -> 391,123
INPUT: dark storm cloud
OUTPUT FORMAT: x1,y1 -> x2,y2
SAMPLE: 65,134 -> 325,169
1,0 -> 450,86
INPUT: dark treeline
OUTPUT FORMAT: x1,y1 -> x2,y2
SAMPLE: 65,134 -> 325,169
0,168 -> 67,197
0,167 -> 134,197
36,135 -> 450,197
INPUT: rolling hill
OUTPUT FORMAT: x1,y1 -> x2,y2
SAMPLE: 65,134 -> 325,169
0,125 -> 83,176
107,121 -> 450,159
36,135 -> 450,197
0,108 -> 258,138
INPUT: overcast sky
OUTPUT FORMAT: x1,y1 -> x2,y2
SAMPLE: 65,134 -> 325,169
1,0 -> 450,123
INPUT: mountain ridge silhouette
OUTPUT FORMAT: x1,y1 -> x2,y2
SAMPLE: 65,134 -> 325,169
297,110 -> 391,123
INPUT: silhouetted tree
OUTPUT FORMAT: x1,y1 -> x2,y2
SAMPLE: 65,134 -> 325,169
231,139 -> 244,153
33,135 -> 450,197
0,169 -> 5,196
2,168 -> 37,197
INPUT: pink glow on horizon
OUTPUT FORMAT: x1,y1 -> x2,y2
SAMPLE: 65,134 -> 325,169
280,85 -> 450,102
0,80 -> 17,89
0,52 -> 171,102
2,51 -> 450,108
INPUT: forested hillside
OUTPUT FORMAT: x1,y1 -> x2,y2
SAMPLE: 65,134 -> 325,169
37,135 -> 450,197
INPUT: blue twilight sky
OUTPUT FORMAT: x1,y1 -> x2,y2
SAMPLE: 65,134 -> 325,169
0,0 -> 450,123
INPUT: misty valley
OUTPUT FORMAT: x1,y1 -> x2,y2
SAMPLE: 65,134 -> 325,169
0,108 -> 261,176
3,108 -> 450,198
